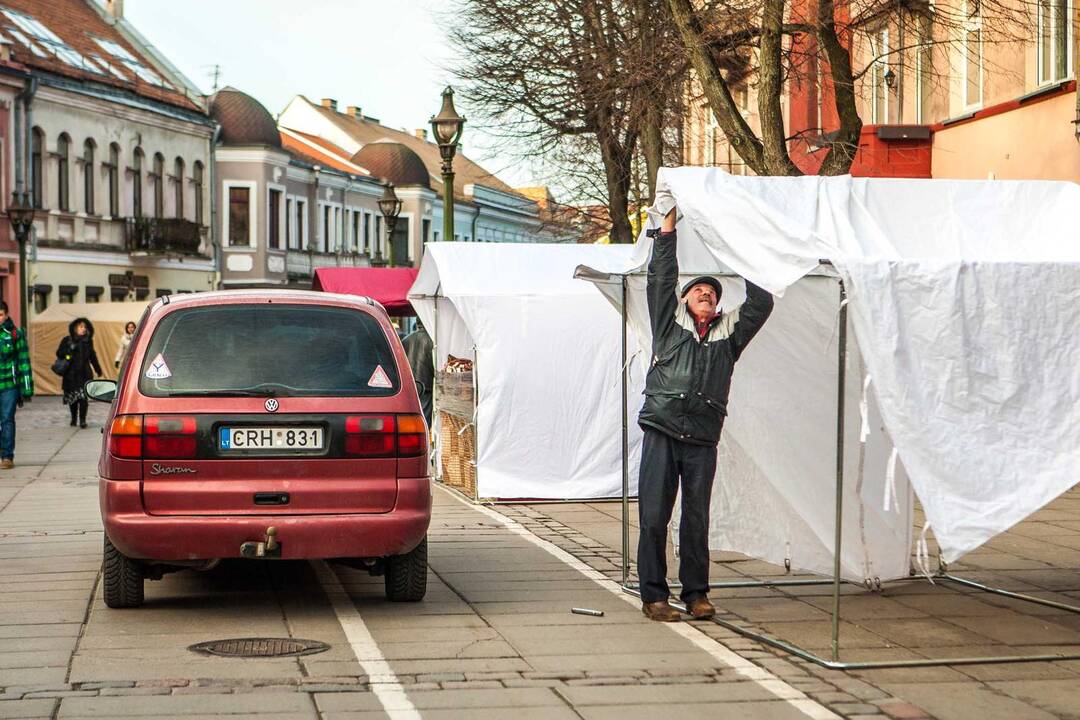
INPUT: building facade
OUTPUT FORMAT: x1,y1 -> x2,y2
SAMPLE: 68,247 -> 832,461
1,0 -> 215,322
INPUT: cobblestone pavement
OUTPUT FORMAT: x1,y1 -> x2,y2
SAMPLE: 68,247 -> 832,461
1,399 -> 1078,719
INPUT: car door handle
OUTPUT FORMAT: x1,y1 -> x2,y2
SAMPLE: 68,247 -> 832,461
253,492 -> 290,505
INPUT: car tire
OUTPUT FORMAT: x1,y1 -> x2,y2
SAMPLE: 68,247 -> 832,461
103,535 -> 144,608
384,536 -> 427,602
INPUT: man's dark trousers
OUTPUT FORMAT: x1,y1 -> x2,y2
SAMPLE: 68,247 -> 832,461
637,427 -> 717,604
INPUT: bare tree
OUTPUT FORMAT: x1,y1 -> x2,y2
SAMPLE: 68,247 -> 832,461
669,0 -> 1043,177
451,0 -> 687,242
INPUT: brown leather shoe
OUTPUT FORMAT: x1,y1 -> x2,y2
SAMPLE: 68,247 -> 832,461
642,600 -> 681,622
0,459 -> 12,470
687,596 -> 716,619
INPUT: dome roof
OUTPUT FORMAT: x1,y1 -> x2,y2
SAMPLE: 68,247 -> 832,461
351,142 -> 429,187
208,87 -> 281,148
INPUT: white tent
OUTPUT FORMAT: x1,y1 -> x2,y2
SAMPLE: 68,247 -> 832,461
580,168 -> 1080,583
409,242 -> 645,500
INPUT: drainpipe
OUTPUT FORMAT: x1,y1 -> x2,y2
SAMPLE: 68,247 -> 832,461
471,204 -> 479,246
209,122 -> 221,289
15,77 -> 36,326
310,166 -> 319,281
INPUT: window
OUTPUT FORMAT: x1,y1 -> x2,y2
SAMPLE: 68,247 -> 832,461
815,57 -> 825,132
85,286 -> 103,303
964,0 -> 983,107
31,128 -> 43,209
375,215 -> 382,256
268,188 -> 282,250
363,211 -> 371,253
59,285 -> 77,304
2,8 -> 100,74
92,37 -> 170,87
111,287 -> 129,302
152,153 -> 164,218
285,198 -> 293,248
138,305 -> 401,398
295,200 -> 306,249
422,218 -> 431,245
82,139 -> 95,215
704,115 -> 719,166
193,161 -> 204,225
1038,0 -> 1071,85
915,21 -> 933,124
322,205 -> 331,252
870,29 -> 889,123
174,158 -> 185,219
32,287 -> 49,314
228,186 -> 251,246
132,148 -> 144,217
155,288 -> 171,298
352,210 -> 361,252
57,133 -> 70,211
108,143 -> 119,217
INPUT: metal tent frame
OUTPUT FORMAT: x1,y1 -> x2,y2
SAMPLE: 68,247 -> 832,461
615,267 -> 1080,669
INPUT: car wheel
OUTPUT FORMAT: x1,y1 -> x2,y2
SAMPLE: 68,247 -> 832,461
103,535 -> 144,608
384,536 -> 427,602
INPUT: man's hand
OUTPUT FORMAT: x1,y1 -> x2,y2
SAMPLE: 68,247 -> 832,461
16,396 -> 23,408
661,206 -> 677,233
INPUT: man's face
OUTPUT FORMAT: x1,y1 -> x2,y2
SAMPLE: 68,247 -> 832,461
0,309 -> 8,326
686,283 -> 718,320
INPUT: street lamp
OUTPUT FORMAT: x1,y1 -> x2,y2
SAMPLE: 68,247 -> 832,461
376,183 -> 402,267
5,191 -> 35,326
429,86 -> 465,243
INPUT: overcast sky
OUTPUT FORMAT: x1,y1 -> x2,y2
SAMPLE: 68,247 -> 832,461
124,0 -> 531,187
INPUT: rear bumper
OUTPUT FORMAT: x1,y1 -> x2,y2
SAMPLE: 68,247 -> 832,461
100,478 -> 432,561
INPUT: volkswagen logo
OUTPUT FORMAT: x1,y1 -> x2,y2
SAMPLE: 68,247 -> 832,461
264,398 -> 279,413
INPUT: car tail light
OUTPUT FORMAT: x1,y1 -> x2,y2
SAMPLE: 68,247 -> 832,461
143,415 -> 197,458
396,414 -> 428,457
344,415 -> 395,457
344,415 -> 427,458
108,415 -> 143,459
107,414 -> 197,459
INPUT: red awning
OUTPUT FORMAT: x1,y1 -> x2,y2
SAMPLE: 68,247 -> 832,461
311,267 -> 419,316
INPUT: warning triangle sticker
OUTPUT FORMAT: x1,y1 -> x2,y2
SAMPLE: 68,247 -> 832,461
368,365 -> 392,388
144,353 -> 172,380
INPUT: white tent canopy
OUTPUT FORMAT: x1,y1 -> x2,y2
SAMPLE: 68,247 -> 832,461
580,168 -> 1080,582
409,242 -> 645,500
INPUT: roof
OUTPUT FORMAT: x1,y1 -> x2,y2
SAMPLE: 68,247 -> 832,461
279,129 -> 368,175
311,267 -> 420,316
299,97 -> 524,200
0,0 -> 201,112
351,142 -> 429,187
209,87 -> 281,147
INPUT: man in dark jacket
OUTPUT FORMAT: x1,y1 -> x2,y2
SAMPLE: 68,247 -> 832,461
402,320 -> 434,427
638,207 -> 774,622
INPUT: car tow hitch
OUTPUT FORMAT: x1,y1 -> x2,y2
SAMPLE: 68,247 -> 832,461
240,526 -> 281,559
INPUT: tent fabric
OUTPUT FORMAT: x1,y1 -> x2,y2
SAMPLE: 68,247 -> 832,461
31,301 -> 150,396
582,167 -> 1080,575
312,267 -> 419,315
409,242 -> 645,500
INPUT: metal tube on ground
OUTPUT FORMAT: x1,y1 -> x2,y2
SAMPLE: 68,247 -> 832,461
831,279 -> 848,662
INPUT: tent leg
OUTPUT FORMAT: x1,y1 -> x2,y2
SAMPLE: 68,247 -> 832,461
432,292 -> 441,484
621,275 -> 630,588
831,279 -> 848,663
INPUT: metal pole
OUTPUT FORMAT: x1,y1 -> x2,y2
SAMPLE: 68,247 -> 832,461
442,171 -> 455,242
831,279 -> 848,662
621,274 -> 630,586
17,234 -> 27,328
432,289 -> 441,483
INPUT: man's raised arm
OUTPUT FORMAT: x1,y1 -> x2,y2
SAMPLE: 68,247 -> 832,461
646,208 -> 680,340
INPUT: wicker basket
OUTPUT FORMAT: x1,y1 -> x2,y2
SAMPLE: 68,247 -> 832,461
439,410 -> 477,499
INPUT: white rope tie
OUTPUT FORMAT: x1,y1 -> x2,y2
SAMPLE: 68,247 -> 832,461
915,522 -> 935,584
883,446 -> 899,513
859,374 -> 872,443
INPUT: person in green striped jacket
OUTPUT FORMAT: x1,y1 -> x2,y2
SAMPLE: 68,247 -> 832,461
0,301 -> 33,469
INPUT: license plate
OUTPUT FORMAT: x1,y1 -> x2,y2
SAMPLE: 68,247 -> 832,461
219,426 -> 323,451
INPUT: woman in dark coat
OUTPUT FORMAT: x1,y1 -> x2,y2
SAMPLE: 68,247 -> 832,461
56,317 -> 102,428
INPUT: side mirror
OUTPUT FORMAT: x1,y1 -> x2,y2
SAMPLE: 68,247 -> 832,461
85,379 -> 117,403
415,380 -> 427,396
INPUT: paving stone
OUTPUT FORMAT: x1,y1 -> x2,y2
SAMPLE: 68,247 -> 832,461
298,684 -> 365,693
22,690 -> 97,699
439,680 -> 502,690
876,700 -> 932,719
831,702 -> 883,715
0,698 -> 57,719
98,687 -> 171,696
808,691 -> 857,703
75,682 -> 134,690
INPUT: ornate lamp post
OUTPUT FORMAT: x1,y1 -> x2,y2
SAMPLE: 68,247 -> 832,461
429,86 -> 465,243
376,183 -> 402,267
6,192 -> 35,325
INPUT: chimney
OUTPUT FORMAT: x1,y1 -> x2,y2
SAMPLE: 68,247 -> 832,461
321,98 -> 337,111
346,105 -> 362,118
414,128 -> 428,141
105,0 -> 124,20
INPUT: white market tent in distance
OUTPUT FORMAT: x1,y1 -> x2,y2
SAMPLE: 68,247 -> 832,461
576,167 -> 1080,668
408,241 -> 645,501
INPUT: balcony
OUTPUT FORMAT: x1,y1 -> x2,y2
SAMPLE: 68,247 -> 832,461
124,217 -> 206,257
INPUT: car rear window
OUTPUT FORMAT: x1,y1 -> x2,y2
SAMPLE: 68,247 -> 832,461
138,304 -> 400,398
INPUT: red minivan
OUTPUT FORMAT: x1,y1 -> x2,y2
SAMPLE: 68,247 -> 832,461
86,290 -> 432,608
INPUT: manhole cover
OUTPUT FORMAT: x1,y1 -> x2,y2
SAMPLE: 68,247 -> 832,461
189,637 -> 330,658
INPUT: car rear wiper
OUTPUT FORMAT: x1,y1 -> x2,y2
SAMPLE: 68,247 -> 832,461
164,389 -> 276,398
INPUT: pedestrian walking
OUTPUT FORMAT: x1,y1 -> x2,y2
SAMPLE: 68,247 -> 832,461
114,320 -> 136,369
402,320 -> 434,427
56,318 -> 102,429
637,206 -> 774,622
0,302 -> 33,469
